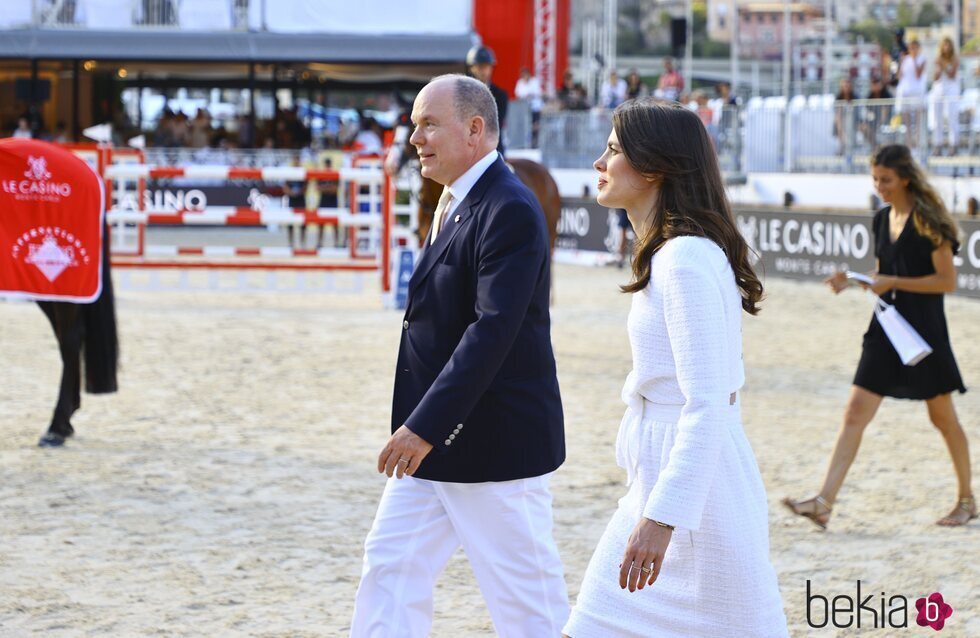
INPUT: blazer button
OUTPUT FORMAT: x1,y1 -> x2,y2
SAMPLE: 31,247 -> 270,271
457,423 -> 464,428
449,434 -> 455,440
444,439 -> 452,446
403,320 -> 409,330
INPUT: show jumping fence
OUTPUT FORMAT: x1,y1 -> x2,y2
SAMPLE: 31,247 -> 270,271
75,145 -> 413,298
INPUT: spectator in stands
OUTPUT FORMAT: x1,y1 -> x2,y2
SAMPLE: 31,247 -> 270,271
572,83 -> 591,110
888,28 -> 909,88
312,155 -> 341,249
625,69 -> 647,100
862,75 -> 893,149
716,81 -> 738,106
287,106 -> 312,148
692,90 -> 717,147
556,70 -> 578,109
599,70 -> 627,109
467,45 -> 509,155
515,67 -> 544,147
153,108 -> 176,147
234,113 -> 253,148
285,155 -> 309,250
556,71 -> 590,111
353,116 -> 383,155
931,37 -> 960,156
833,77 -> 857,154
896,39 -> 928,149
48,121 -> 69,143
189,108 -> 211,148
172,111 -> 190,146
12,116 -> 32,139
655,57 -> 684,102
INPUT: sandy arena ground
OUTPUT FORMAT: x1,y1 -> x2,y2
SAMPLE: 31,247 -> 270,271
1,263 -> 979,637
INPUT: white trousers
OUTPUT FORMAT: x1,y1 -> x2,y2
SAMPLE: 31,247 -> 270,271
931,89 -> 960,147
350,474 -> 569,638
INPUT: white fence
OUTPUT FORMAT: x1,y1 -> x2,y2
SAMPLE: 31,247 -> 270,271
536,95 -> 980,175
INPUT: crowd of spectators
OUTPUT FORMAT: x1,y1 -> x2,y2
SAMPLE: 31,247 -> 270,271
831,35 -> 973,156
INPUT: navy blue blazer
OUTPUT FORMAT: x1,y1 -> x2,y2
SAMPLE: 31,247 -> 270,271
391,156 -> 565,483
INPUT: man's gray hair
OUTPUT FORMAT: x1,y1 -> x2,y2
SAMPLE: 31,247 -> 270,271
430,74 -> 499,141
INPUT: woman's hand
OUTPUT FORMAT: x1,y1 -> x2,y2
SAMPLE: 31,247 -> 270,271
619,517 -> 673,592
824,271 -> 849,294
869,274 -> 896,296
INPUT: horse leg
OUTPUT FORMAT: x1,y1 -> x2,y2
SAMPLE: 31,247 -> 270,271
37,301 -> 83,447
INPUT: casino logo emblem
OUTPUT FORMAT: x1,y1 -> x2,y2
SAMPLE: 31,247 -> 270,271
2,154 -> 73,202
11,226 -> 91,282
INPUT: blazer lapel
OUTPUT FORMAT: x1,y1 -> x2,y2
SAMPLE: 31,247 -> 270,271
408,156 -> 507,295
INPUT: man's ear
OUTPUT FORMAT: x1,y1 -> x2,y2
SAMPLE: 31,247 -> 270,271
468,116 -> 486,141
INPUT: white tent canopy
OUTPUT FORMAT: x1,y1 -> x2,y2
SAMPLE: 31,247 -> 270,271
249,0 -> 470,34
1,0 -> 471,34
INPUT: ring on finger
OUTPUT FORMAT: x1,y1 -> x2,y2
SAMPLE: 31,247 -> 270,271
397,458 -> 409,465
640,565 -> 652,574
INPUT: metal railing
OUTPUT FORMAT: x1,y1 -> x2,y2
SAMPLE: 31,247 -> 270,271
21,0 -> 249,30
536,95 -> 980,175
143,147 -> 303,168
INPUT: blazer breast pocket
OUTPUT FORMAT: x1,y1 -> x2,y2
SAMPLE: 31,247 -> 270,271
431,263 -> 464,279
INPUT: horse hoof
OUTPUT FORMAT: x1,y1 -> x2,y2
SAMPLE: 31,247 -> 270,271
38,432 -> 67,448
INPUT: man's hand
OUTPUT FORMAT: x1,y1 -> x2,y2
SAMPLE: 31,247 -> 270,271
378,425 -> 434,479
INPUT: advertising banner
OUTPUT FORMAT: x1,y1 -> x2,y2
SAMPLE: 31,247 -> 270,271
558,200 -> 980,300
557,197 -> 622,255
736,209 -> 980,300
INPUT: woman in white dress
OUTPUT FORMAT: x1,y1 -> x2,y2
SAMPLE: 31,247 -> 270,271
930,37 -> 960,155
563,98 -> 788,638
896,39 -> 928,148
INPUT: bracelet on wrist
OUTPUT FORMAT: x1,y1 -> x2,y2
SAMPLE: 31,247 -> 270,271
652,519 -> 675,531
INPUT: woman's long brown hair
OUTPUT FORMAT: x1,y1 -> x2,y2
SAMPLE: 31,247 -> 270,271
613,98 -> 763,314
872,145 -> 960,249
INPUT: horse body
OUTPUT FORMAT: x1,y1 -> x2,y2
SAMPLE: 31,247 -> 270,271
36,234 -> 119,447
414,159 -> 561,252
1,137 -> 119,447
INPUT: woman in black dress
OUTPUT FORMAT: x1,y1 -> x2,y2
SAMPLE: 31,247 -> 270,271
784,144 -> 975,527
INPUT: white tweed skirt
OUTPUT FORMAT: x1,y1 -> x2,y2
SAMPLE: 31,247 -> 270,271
563,401 -> 789,638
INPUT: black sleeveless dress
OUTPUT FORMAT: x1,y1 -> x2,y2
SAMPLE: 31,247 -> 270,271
853,207 -> 966,399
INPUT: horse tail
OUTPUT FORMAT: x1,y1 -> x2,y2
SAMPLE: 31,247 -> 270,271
82,226 -> 119,394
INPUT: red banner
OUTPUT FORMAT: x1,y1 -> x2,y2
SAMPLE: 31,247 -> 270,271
0,138 -> 105,302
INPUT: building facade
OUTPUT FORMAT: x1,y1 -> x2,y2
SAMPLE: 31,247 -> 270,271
737,3 -> 824,60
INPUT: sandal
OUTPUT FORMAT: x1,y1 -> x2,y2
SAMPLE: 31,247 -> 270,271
937,495 -> 978,527
782,495 -> 833,530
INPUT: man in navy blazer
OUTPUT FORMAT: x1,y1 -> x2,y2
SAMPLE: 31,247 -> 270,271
351,75 -> 569,637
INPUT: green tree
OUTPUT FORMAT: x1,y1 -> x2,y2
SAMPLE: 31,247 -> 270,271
915,2 -> 943,26
847,20 -> 894,50
618,1 -> 645,55
896,1 -> 915,27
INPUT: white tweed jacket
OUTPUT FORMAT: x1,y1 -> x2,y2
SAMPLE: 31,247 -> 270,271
616,235 -> 746,530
